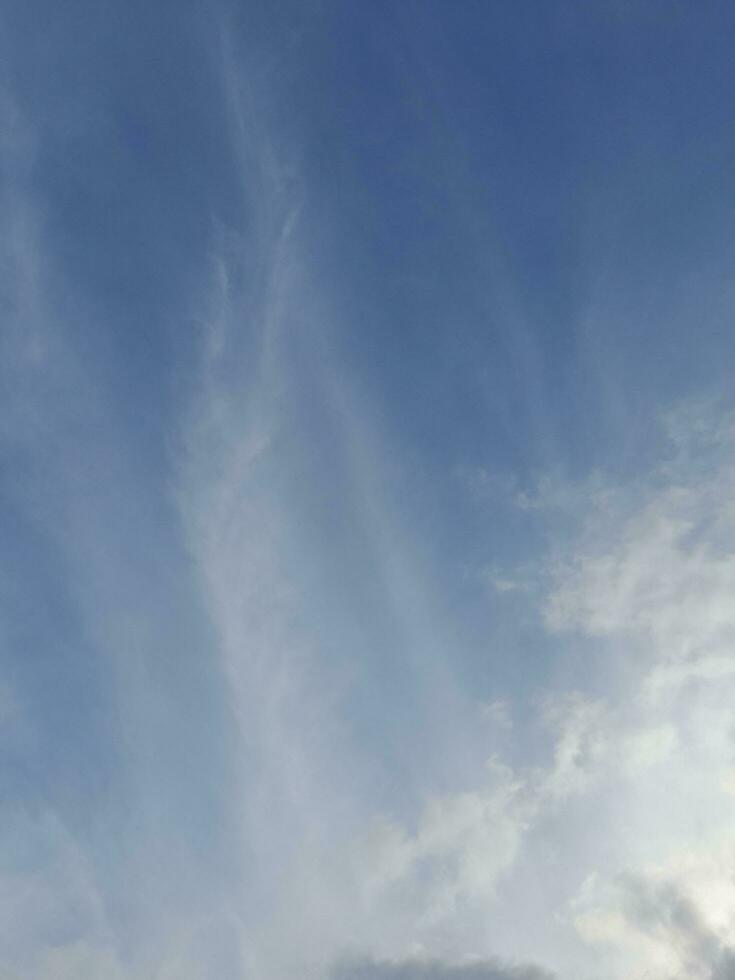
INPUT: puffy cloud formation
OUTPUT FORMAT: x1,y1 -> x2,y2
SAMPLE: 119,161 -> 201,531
539,406 -> 735,980
346,406 -> 735,980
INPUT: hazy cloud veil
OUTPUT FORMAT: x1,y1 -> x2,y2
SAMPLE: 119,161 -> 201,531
3,3 -> 735,980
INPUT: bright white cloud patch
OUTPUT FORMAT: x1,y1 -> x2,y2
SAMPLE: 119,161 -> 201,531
531,407 -> 735,979
329,407 -> 735,979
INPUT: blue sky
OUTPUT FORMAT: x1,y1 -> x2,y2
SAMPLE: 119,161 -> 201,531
4,2 -> 735,979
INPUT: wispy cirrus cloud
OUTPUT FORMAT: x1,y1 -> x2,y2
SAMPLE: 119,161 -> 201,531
6,4 -> 735,980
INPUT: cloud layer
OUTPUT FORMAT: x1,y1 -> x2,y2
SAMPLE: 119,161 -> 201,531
4,4 -> 735,980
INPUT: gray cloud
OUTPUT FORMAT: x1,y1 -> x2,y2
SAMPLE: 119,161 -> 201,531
712,950 -> 735,980
329,956 -> 556,980
609,872 -> 735,980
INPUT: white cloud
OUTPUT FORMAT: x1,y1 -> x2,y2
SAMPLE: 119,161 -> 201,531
356,405 -> 735,979
534,405 -> 735,978
357,758 -> 532,928
481,699 -> 513,730
333,406 -> 735,971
